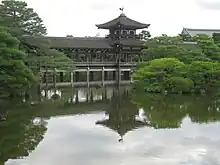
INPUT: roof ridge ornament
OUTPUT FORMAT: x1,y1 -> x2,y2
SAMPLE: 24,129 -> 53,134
119,7 -> 124,14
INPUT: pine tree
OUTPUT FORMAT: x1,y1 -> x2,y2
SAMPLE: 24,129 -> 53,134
0,0 -> 47,37
0,26 -> 35,99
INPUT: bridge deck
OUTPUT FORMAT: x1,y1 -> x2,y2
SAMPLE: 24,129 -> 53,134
41,80 -> 132,87
73,62 -> 137,67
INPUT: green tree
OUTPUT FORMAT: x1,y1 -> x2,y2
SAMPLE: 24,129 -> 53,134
0,0 -> 47,37
139,30 -> 151,40
0,27 -> 35,99
25,37 -> 74,75
194,34 -> 220,61
212,32 -> 220,47
147,35 -> 183,45
187,61 -> 220,92
133,58 -> 192,93
143,35 -> 209,63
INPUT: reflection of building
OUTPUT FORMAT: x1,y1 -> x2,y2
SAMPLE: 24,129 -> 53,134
41,89 -> 61,99
96,87 -> 148,142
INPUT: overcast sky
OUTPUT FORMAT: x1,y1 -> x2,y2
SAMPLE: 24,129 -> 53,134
24,0 -> 220,37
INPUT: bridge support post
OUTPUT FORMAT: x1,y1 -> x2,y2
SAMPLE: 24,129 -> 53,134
87,67 -> 89,87
116,69 -> 121,84
102,67 -> 104,86
70,72 -> 73,87
60,72 -> 64,82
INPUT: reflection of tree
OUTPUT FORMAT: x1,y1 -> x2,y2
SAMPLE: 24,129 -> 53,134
132,91 -> 220,127
187,97 -> 220,123
0,108 -> 47,164
132,93 -> 188,129
96,87 -> 147,141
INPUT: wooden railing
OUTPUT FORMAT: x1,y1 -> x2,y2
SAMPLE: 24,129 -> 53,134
73,62 -> 138,66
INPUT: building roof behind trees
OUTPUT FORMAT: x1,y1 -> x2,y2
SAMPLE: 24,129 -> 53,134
181,28 -> 220,37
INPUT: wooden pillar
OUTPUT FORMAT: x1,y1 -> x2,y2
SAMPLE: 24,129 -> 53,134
90,89 -> 94,102
86,50 -> 90,63
86,90 -> 89,102
43,72 -> 46,83
117,53 -> 121,84
119,69 -> 121,83
75,89 -> 79,103
101,51 -> 104,62
102,67 -> 105,86
60,72 -> 64,82
70,72 -> 73,87
53,68 -> 57,90
104,87 -> 107,100
87,67 -> 89,86
76,49 -> 79,62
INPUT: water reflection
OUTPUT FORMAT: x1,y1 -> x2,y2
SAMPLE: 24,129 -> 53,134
96,86 -> 148,142
132,93 -> 220,127
2,86 -> 220,164
0,110 -> 48,165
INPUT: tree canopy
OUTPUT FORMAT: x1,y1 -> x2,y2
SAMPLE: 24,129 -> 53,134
0,0 -> 74,100
134,34 -> 220,94
0,27 -> 35,99
0,0 -> 47,37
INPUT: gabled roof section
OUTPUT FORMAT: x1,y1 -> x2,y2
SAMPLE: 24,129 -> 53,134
96,13 -> 150,30
23,36 -> 112,49
182,28 -> 220,37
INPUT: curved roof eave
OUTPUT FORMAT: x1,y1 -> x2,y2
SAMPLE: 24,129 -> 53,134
95,14 -> 150,30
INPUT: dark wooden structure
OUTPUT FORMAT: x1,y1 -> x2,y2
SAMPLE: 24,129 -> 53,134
24,12 -> 150,86
96,86 -> 148,142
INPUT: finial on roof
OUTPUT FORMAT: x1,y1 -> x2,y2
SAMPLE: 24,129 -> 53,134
119,7 -> 124,13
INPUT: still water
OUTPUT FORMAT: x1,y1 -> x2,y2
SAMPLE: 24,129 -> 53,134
1,85 -> 220,165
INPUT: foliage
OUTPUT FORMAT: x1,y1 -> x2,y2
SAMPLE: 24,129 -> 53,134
134,56 -> 220,94
0,0 -> 47,37
135,34 -> 220,94
147,35 -> 183,45
143,35 -> 210,63
0,27 -> 35,99
212,33 -> 220,47
187,61 -> 220,92
193,34 -> 220,61
139,30 -> 151,40
27,43 -> 74,74
133,58 -> 189,93
163,77 -> 194,93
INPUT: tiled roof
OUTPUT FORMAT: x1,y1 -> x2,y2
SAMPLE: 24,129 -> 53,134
23,36 -> 112,49
96,13 -> 150,30
182,28 -> 220,37
23,36 -> 145,49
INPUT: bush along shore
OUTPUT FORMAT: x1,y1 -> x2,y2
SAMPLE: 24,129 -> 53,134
133,34 -> 220,95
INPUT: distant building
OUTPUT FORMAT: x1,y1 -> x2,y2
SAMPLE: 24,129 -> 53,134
181,28 -> 220,37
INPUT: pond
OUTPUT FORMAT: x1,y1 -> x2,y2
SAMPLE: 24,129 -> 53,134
1,85 -> 220,165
